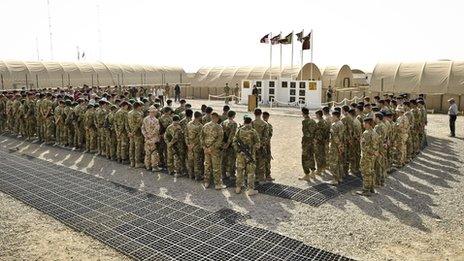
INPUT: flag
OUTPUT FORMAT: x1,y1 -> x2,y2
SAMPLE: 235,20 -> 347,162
296,30 -> 304,42
278,32 -> 293,44
260,34 -> 270,43
271,34 -> 281,45
302,33 -> 311,50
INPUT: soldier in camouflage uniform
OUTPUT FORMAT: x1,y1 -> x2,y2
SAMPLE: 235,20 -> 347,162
42,93 -> 55,144
54,100 -> 66,146
186,111 -> 204,180
417,99 -> 427,148
142,106 -> 161,171
328,110 -> 345,185
11,94 -> 21,135
63,100 -> 74,147
349,108 -> 362,175
219,105 -> 230,123
164,115 -> 184,176
179,109 -> 193,174
115,101 -> 130,163
394,106 -> 409,167
84,104 -> 97,153
299,107 -> 317,181
202,106 -> 213,124
410,100 -> 421,155
17,98 -> 26,137
200,112 -> 226,189
233,115 -> 260,196
262,111 -> 274,181
313,110 -> 330,175
95,100 -> 109,156
35,93 -> 44,141
357,117 -> 379,196
159,107 -> 173,168
373,112 -> 387,186
24,93 -> 36,140
383,111 -> 394,172
174,99 -> 187,117
74,98 -> 87,149
224,83 -> 230,104
105,104 -> 118,160
341,106 -> 354,176
221,110 -> 237,178
252,108 -> 269,183
403,101 -> 415,162
126,102 -> 145,168
0,94 -> 5,133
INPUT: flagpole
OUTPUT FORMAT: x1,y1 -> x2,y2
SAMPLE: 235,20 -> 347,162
300,29 -> 304,80
269,32 -> 272,80
310,29 -> 314,81
291,31 -> 294,69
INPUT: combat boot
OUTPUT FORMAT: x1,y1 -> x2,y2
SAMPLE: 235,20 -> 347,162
355,189 -> 371,197
235,187 -> 241,194
215,184 -> 227,190
246,189 -> 259,196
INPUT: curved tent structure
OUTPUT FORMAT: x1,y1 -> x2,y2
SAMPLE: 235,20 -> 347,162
0,60 -> 185,90
191,63 -> 322,88
370,61 -> 464,95
321,65 -> 354,89
351,69 -> 369,86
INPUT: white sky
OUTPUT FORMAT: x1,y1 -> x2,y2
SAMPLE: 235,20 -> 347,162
0,0 -> 463,73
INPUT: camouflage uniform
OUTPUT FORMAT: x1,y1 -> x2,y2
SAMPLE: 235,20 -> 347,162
329,120 -> 345,182
42,98 -> 55,144
24,98 -> 36,140
233,125 -> 260,191
374,121 -> 387,186
252,118 -> 269,182
341,114 -> 354,176
186,120 -> 204,179
404,108 -> 415,161
264,121 -> 273,179
159,114 -> 173,167
126,109 -> 144,167
0,96 -> 5,133
412,107 -> 421,154
64,104 -> 75,146
115,107 -> 129,161
224,84 -> 230,104
94,105 -> 108,155
202,114 -> 212,125
314,118 -> 330,172
105,108 -> 118,160
18,100 -> 26,137
200,121 -> 224,187
419,105 -> 427,148
84,107 -> 97,152
301,117 -> 316,175
178,116 -> 191,173
221,118 -> 238,178
54,105 -> 65,145
142,115 -> 160,169
360,128 -> 379,192
351,116 -> 362,174
74,103 -> 86,149
164,122 -> 183,174
394,112 -> 409,166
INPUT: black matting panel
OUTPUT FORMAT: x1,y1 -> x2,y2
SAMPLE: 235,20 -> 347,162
0,149 -> 354,261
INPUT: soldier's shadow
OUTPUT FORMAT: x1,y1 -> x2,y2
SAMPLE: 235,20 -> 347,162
329,136 -> 461,232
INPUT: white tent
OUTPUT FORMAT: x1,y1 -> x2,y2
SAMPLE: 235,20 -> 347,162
0,60 -> 185,90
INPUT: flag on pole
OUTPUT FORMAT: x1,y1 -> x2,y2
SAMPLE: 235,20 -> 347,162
302,33 -> 312,50
278,32 -> 293,44
271,34 -> 281,45
296,30 -> 304,42
260,34 -> 270,43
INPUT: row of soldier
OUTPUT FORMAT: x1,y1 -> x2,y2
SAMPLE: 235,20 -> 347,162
0,88 -> 272,196
299,96 -> 427,196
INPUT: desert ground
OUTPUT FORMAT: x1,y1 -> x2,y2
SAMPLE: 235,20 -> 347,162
1,100 -> 463,261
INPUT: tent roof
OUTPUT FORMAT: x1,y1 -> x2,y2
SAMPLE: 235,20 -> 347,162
370,61 -> 464,94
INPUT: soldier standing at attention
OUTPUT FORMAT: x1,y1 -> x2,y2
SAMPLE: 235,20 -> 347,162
73,98 -> 86,150
164,115 -> 184,176
328,110 -> 345,185
299,107 -> 317,181
142,105 -> 162,171
115,101 -> 130,164
417,99 -> 427,147
403,101 -> 415,162
159,107 -> 173,169
394,106 -> 409,167
186,112 -> 204,180
357,117 -> 379,196
106,104 -> 118,161
202,106 -> 213,124
373,112 -> 387,186
126,101 -> 145,168
219,105 -> 230,123
262,111 -> 274,181
95,99 -> 108,156
410,100 -> 421,155
179,109 -> 193,173
54,100 -> 65,146
35,93 -> 44,142
221,110 -> 238,179
174,99 -> 187,117
200,112 -> 226,190
313,110 -> 330,175
252,108 -> 269,183
322,106 -> 332,163
349,108 -> 362,175
84,104 -> 97,153
233,115 -> 260,196
224,83 -> 230,104
341,105 -> 354,177
233,83 -> 240,104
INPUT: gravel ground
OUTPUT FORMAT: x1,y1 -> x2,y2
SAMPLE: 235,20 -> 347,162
1,101 -> 463,260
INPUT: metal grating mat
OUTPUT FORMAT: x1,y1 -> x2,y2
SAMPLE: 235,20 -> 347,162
0,149 -> 353,261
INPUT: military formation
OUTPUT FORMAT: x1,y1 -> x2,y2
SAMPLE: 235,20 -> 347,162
0,85 -> 274,196
299,95 -> 428,196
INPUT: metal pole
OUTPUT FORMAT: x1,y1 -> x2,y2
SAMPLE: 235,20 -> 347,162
269,32 -> 272,80
291,31 -> 294,69
46,0 -> 54,59
36,74 -> 39,89
310,29 -> 313,81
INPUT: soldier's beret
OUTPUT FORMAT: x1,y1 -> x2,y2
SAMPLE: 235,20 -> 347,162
243,114 -> 252,120
87,104 -> 93,109
65,100 -> 72,106
110,104 -> 117,110
129,99 -> 136,104
372,107 -> 380,112
94,104 -> 100,108
119,101 -> 129,107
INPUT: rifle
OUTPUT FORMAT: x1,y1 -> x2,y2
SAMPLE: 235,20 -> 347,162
236,138 -> 255,164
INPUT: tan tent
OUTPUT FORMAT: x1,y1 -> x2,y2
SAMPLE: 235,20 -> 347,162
295,63 -> 322,81
370,61 -> 464,95
191,63 -> 322,88
321,65 -> 353,89
0,60 -> 185,90
351,69 -> 369,86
